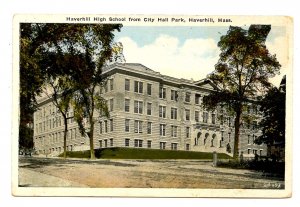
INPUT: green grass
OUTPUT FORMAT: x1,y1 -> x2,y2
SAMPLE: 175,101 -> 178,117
59,147 -> 232,159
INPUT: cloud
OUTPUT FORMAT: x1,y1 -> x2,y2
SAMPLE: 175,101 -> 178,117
118,34 -> 287,87
118,35 -> 220,81
266,36 -> 288,87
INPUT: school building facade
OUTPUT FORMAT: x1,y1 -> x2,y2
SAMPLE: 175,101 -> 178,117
33,63 -> 266,157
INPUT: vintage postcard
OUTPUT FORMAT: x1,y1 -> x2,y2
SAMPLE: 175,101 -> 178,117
12,14 -> 293,197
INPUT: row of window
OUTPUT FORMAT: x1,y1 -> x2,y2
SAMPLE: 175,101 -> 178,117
99,138 -> 190,151
124,79 -> 202,104
126,119 -> 190,138
100,79 -> 114,94
99,138 -> 114,148
35,113 -> 75,134
247,148 -> 263,156
36,128 -> 77,145
99,119 -> 114,134
35,103 -> 77,121
99,119 -> 190,137
248,134 -> 258,145
125,99 -> 216,123
35,104 -> 59,120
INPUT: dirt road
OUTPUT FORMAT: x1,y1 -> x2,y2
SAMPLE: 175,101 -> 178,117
18,157 -> 284,189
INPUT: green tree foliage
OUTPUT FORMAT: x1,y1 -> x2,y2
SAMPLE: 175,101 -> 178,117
43,74 -> 74,159
19,24 -> 123,159
202,25 -> 281,159
68,24 -> 122,159
256,85 -> 285,147
19,24 -> 45,150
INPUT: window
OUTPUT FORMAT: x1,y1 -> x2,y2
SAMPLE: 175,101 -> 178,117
185,92 -> 191,102
147,140 -> 152,148
99,122 -> 103,134
221,131 -> 224,141
134,139 -> 143,148
125,79 -> 130,91
110,99 -> 114,111
104,81 -> 108,93
186,144 -> 190,151
110,119 -> 113,132
195,111 -> 199,122
160,124 -> 166,136
228,133 -> 231,142
159,86 -> 166,99
147,83 -> 152,95
248,148 -> 251,154
110,138 -> 113,147
147,103 -> 152,115
104,139 -> 108,148
99,140 -> 103,148
195,94 -> 201,104
104,120 -> 108,133
134,100 -> 143,114
171,108 -> 177,119
70,112 -> 74,123
70,129 -> 73,140
171,90 -> 178,101
253,135 -> 256,144
203,112 -> 208,123
73,129 -> 76,140
171,143 -> 178,150
212,114 -> 216,124
124,99 -> 130,112
147,122 -> 152,134
125,139 -> 130,147
134,81 -> 143,93
110,79 -> 114,91
248,135 -> 250,144
134,120 -> 143,133
125,119 -> 130,132
171,126 -> 177,137
228,117 -> 232,127
185,109 -> 190,121
159,105 -> 166,118
160,142 -> 166,150
186,127 -> 190,138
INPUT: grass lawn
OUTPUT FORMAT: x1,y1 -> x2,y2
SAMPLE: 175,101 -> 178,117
59,147 -> 232,159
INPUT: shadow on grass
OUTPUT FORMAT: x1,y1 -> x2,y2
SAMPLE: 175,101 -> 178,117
217,159 -> 285,180
19,156 -> 136,170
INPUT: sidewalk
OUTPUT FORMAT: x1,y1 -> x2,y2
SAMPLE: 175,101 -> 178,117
18,168 -> 88,187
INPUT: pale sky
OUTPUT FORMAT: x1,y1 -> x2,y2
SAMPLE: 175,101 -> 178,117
114,26 -> 287,87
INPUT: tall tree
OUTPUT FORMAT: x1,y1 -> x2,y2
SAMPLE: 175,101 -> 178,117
256,83 -> 285,148
43,74 -> 74,159
40,46 -> 88,159
19,24 -> 45,151
20,24 -> 122,159
202,25 -> 281,159
70,24 -> 123,159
